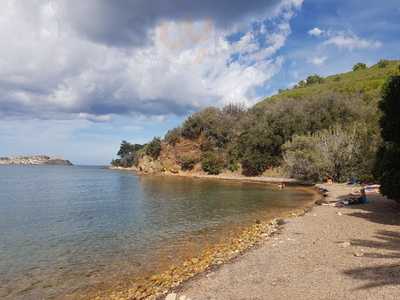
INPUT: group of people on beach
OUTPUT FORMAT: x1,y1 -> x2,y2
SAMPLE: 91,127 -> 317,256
322,182 -> 381,207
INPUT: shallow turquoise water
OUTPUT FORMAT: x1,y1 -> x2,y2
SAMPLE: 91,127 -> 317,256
0,165 -> 314,299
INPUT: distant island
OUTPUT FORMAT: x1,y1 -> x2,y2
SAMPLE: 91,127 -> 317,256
0,155 -> 73,166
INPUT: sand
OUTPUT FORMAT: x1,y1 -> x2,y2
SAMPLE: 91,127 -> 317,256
173,184 -> 400,300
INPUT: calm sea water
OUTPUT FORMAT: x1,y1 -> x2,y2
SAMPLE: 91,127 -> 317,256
0,166 -> 315,299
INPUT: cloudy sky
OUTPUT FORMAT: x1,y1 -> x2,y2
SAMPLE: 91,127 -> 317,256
1,0 -> 399,165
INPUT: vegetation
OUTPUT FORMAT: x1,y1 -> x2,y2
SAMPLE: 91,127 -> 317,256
201,151 -> 224,175
178,155 -> 198,171
112,140 -> 144,167
145,137 -> 162,159
165,128 -> 181,146
374,76 -> 400,201
112,60 -> 400,182
283,124 -> 378,182
353,62 -> 367,71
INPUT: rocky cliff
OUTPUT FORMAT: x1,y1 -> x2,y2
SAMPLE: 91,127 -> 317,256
0,155 -> 73,166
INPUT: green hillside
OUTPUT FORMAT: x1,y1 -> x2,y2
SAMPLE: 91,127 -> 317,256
259,60 -> 400,108
114,60 -> 400,182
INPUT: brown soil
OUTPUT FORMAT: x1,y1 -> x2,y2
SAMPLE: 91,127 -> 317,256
175,184 -> 400,300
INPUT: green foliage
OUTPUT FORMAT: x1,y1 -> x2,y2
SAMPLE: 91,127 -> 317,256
305,74 -> 324,85
116,60 -> 400,180
379,76 -> 400,143
180,104 -> 245,150
377,60 -> 389,68
294,74 -> 324,88
283,124 -> 377,182
374,76 -> 400,201
114,141 -> 144,167
164,127 -> 181,146
117,140 -> 143,157
353,62 -> 367,71
145,137 -> 162,159
111,159 -> 121,167
178,155 -> 198,171
201,152 -> 224,175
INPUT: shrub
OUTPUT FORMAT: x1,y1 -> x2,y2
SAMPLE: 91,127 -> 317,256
353,63 -> 367,71
241,153 -> 269,176
201,152 -> 224,175
306,74 -> 324,85
179,155 -> 198,171
164,127 -> 181,146
374,76 -> 400,201
283,135 -> 329,181
111,159 -> 121,167
377,59 -> 389,68
283,124 -> 378,182
145,137 -> 162,159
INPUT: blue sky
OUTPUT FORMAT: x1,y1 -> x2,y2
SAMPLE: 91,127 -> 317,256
0,0 -> 399,165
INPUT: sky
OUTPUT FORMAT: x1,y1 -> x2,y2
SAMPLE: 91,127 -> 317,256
1,0 -> 399,165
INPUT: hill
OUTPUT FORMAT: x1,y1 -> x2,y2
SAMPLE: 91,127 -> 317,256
112,60 -> 400,182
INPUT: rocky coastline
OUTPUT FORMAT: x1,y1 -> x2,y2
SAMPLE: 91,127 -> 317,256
0,155 -> 73,166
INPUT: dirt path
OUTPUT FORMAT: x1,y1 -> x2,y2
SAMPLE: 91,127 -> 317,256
173,184 -> 400,300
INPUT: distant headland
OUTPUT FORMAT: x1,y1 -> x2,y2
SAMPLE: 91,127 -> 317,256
0,155 -> 73,166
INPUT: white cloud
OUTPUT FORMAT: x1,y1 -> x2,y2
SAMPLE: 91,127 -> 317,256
324,33 -> 382,50
0,0 -> 302,120
309,56 -> 327,66
308,27 -> 323,37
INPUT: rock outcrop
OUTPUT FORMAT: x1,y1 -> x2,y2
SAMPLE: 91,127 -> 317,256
0,155 -> 73,166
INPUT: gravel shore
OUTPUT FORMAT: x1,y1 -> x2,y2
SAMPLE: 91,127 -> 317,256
174,184 -> 400,300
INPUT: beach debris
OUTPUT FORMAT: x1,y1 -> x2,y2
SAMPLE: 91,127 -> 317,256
340,242 -> 351,248
354,249 -> 365,257
276,219 -> 286,225
165,293 -> 177,300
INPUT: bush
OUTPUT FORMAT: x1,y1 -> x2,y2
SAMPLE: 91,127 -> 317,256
283,125 -> 377,182
377,59 -> 389,68
241,153 -> 269,176
179,155 -> 198,171
306,74 -> 324,85
201,152 -> 224,175
353,63 -> 367,71
111,159 -> 121,167
374,76 -> 400,201
283,135 -> 328,181
145,137 -> 162,159
164,128 -> 181,146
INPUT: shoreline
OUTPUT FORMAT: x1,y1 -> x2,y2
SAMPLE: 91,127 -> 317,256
91,174 -> 320,300
108,166 -> 304,186
172,184 -> 400,300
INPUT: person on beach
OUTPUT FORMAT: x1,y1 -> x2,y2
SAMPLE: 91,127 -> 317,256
324,186 -> 372,207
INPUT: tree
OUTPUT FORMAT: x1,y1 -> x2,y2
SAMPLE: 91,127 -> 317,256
164,127 -> 181,146
145,137 -> 162,159
353,63 -> 367,71
115,141 -> 144,167
374,76 -> 400,201
201,152 -> 224,175
283,124 -> 376,182
305,74 -> 324,85
117,140 -> 142,157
